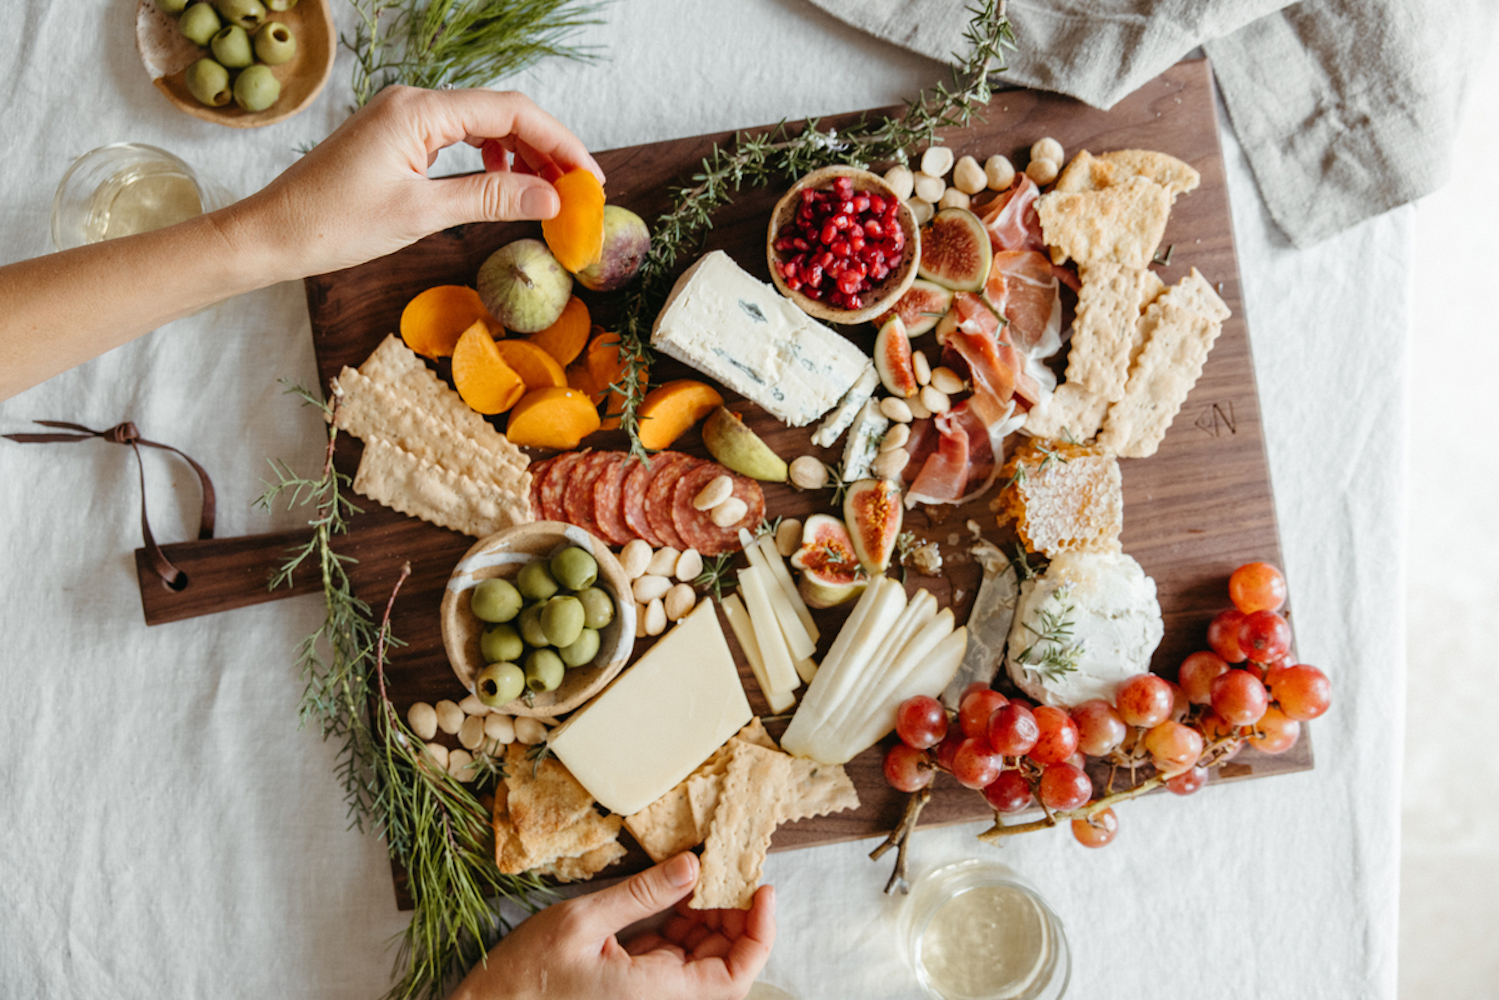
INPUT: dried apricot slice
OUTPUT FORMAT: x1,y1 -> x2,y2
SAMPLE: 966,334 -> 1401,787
637,380 -> 724,451
451,320 -> 525,414
542,169 -> 605,273
506,387 -> 602,450
527,296 -> 590,367
400,285 -> 493,358
494,339 -> 567,390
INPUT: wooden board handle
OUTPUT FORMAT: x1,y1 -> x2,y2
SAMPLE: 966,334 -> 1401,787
134,529 -> 317,625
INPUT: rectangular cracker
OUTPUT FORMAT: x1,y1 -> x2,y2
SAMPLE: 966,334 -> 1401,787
353,435 -> 531,537
691,742 -> 793,911
1064,263 -> 1161,401
622,785 -> 699,864
1036,175 -> 1172,269
499,745 -> 623,874
1097,300 -> 1223,458
1021,382 -> 1110,443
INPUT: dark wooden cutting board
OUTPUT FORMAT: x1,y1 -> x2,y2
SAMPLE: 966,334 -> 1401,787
136,59 -> 1311,906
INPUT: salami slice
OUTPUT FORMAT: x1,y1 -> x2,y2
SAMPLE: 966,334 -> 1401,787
671,463 -> 766,556
593,455 -> 637,546
622,457 -> 663,546
537,451 -> 585,523
563,451 -> 613,536
644,453 -> 700,551
527,456 -> 555,520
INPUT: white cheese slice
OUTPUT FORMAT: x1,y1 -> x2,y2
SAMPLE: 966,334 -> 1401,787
651,251 -> 870,427
738,565 -> 802,693
841,398 -> 890,482
548,600 -> 752,815
1004,550 -> 1163,708
740,534 -> 816,659
722,593 -> 795,714
810,362 -> 880,448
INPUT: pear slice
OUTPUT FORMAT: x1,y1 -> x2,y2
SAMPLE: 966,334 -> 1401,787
701,406 -> 789,482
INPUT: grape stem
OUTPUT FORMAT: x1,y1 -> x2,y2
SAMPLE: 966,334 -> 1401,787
870,787 -> 931,895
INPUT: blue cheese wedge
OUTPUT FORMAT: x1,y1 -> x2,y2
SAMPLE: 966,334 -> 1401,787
841,399 -> 889,482
811,362 -> 880,448
651,251 -> 869,427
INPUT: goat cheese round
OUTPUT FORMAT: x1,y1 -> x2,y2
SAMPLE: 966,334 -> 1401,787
1005,551 -> 1163,708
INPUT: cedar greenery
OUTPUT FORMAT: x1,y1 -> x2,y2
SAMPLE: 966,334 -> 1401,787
611,0 -> 1017,458
345,0 -> 607,108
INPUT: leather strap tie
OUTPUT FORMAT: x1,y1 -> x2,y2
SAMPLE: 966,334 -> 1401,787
3,420 -> 217,589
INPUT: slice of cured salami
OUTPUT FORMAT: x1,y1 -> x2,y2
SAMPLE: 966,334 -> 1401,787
527,456 -> 556,519
622,456 -> 665,546
536,451 -> 585,523
593,455 -> 637,546
670,463 -> 766,556
643,453 -> 700,551
563,451 -> 612,536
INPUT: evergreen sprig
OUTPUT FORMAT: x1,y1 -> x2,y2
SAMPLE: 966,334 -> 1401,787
611,0 -> 1016,458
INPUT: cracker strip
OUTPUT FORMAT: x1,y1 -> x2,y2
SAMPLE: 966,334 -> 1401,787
354,436 -> 530,538
1097,302 -> 1223,458
1064,264 -> 1163,401
692,742 -> 792,911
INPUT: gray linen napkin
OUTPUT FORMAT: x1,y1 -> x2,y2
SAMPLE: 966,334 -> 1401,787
805,0 -> 1495,247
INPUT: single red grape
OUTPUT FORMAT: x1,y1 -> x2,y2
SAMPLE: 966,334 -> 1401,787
1179,650 -> 1230,705
1270,664 -> 1331,721
1038,762 -> 1093,812
1166,680 -> 1190,722
1072,699 -> 1127,756
959,688 -> 1009,740
896,695 -> 949,749
983,769 -> 1033,813
1072,807 -> 1118,847
1228,562 -> 1288,614
951,738 -> 1004,790
1207,608 -> 1248,662
1248,705 -> 1301,754
1115,673 -> 1174,728
1237,609 -> 1292,664
1166,765 -> 1209,796
883,743 -> 933,792
933,724 -> 965,771
1142,719 -> 1205,775
1211,668 -> 1270,726
961,681 -> 992,704
1028,705 -> 1080,765
987,703 -> 1039,756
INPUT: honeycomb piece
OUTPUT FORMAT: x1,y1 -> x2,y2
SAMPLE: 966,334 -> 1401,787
993,439 -> 1123,557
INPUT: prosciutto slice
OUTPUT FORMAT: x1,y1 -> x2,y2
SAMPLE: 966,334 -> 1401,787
903,398 -> 1020,508
944,293 -> 1051,408
985,250 -> 1062,360
979,174 -> 1045,254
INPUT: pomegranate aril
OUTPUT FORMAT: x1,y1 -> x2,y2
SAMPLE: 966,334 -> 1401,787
820,223 -> 838,245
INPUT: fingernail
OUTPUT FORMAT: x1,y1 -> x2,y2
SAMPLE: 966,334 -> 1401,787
521,185 -> 557,218
665,852 -> 697,887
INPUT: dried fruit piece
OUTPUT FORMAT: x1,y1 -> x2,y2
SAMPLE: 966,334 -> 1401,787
638,380 -> 725,451
566,329 -> 646,429
494,339 -> 567,390
542,168 -> 606,273
400,285 -> 493,358
505,386 -> 602,450
451,320 -> 525,414
527,296 -> 591,367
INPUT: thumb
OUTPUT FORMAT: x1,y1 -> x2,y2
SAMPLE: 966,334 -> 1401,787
431,171 -> 561,227
576,852 -> 699,937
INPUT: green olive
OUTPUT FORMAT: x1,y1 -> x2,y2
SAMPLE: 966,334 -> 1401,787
475,662 -> 526,708
470,578 -> 522,624
265,0 -> 299,9
184,57 -> 232,107
550,546 -> 598,591
480,623 -> 524,664
517,604 -> 550,648
179,3 -> 222,46
210,24 -> 254,68
559,628 -> 600,668
253,20 -> 296,64
541,596 -> 585,648
525,650 -> 565,693
213,0 -> 267,30
574,586 -> 615,630
517,560 -> 559,601
156,0 -> 191,16
233,64 -> 281,112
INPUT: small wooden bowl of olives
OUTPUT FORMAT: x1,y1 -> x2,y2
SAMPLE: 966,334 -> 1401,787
135,0 -> 335,128
440,522 -> 637,720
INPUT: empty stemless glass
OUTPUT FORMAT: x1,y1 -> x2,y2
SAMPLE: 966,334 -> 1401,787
51,143 -> 213,251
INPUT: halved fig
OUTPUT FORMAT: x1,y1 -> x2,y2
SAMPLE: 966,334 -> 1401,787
843,479 -> 904,576
917,208 -> 992,293
874,315 -> 918,399
876,279 -> 955,338
791,513 -> 866,608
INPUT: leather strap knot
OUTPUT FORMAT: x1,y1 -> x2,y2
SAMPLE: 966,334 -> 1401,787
3,419 -> 216,590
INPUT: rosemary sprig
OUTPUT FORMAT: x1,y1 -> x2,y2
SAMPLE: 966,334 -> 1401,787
693,552 -> 739,601
1013,586 -> 1083,682
345,0 -> 607,108
610,0 -> 1017,457
999,438 -> 1069,491
259,384 -> 548,1000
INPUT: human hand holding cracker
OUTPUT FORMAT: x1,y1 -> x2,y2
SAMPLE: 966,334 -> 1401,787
449,852 -> 777,1000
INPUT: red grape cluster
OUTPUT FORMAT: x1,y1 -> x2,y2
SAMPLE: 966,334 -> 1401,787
881,561 -> 1332,849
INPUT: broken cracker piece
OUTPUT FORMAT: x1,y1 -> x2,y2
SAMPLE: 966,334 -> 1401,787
1097,301 -> 1223,458
1055,149 -> 1200,201
1037,175 -> 1172,269
1021,382 -> 1110,443
691,742 -> 793,911
781,758 -> 860,823
622,785 -> 699,864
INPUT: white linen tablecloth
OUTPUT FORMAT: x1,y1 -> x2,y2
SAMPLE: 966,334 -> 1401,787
0,2 -> 1405,998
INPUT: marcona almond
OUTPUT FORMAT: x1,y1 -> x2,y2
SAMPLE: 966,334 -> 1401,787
513,717 -> 548,745
408,702 -> 438,741
930,367 -> 965,394
921,145 -> 955,177
912,351 -> 931,386
872,449 -> 910,480
458,714 -> 486,750
675,547 -> 703,582
484,714 -> 515,744
435,699 -> 464,735
790,455 -> 828,490
912,171 -> 945,204
881,423 -> 911,452
711,498 -> 748,527
985,154 -> 1015,191
880,396 -> 914,423
664,583 -> 697,621
457,693 -> 490,717
953,155 -> 987,194
646,546 -> 681,577
693,475 -> 733,511
620,539 -> 652,579
644,598 -> 667,636
1031,136 -> 1064,166
1026,158 -> 1060,186
908,394 -> 933,420
775,518 -> 802,558
424,742 -> 450,768
633,574 -> 671,603
447,749 -> 475,782
938,188 -> 971,211
635,602 -> 649,637
884,164 -> 915,201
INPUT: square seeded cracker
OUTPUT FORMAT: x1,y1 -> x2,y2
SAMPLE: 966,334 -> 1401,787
1036,175 -> 1172,269
691,741 -> 794,911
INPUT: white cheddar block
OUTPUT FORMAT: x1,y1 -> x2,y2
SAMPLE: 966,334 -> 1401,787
722,594 -> 795,714
651,251 -> 870,427
548,601 -> 751,815
741,537 -> 816,660
756,535 -> 819,644
738,566 -> 800,694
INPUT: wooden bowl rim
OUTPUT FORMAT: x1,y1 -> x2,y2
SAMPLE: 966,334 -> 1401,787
766,165 -> 921,325
136,0 -> 336,129
439,522 -> 637,719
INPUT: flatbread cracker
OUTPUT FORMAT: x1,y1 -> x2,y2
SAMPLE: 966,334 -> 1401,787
1021,382 -> 1110,442
622,786 -> 699,864
354,435 -> 531,537
1097,300 -> 1223,458
1036,176 -> 1172,269
1064,264 -> 1164,401
781,758 -> 860,824
539,841 -> 627,882
1055,149 -> 1200,200
692,742 -> 793,911
494,745 -> 624,876
686,772 -> 723,842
